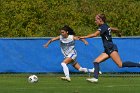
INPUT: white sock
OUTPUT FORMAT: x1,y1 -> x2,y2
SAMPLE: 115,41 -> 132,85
88,68 -> 102,74
78,67 -> 88,73
88,68 -> 95,73
61,63 -> 70,78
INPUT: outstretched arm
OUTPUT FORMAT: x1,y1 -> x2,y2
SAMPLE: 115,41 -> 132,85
74,36 -> 88,45
110,27 -> 122,37
44,36 -> 60,48
80,31 -> 100,39
110,27 -> 119,32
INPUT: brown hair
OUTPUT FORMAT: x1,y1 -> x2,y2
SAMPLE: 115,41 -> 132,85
97,14 -> 106,22
60,25 -> 75,35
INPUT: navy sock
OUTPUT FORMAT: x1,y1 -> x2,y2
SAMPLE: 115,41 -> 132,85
122,61 -> 140,67
93,62 -> 99,79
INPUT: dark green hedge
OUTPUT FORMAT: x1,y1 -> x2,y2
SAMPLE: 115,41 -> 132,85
0,0 -> 140,37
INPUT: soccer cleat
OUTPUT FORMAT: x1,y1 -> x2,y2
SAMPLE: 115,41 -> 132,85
61,77 -> 71,82
86,78 -> 98,83
99,71 -> 102,74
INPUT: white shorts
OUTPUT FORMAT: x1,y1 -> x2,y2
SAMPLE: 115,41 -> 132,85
62,49 -> 77,60
66,52 -> 77,60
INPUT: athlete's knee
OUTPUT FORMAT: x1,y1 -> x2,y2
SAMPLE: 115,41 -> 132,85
117,63 -> 122,68
93,60 -> 100,64
61,62 -> 66,67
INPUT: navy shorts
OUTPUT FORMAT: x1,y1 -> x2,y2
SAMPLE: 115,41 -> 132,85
104,44 -> 118,55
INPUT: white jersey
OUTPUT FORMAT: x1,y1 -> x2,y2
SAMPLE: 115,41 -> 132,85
60,35 -> 77,59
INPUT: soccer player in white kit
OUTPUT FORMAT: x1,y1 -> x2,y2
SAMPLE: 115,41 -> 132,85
44,25 -> 90,82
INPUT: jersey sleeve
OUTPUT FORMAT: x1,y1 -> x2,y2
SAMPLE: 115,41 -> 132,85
98,26 -> 106,34
68,35 -> 74,40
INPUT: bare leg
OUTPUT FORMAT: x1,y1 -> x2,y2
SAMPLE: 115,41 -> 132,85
63,57 -> 73,64
110,51 -> 123,67
110,51 -> 140,68
72,62 -> 80,70
87,53 -> 109,82
73,62 -> 88,72
93,53 -> 109,79
94,53 -> 110,63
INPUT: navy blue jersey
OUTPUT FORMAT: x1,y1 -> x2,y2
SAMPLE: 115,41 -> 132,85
98,23 -> 114,49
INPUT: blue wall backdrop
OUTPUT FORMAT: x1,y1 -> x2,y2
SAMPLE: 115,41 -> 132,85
0,37 -> 140,73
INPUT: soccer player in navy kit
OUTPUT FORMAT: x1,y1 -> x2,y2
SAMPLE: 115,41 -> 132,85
80,14 -> 140,82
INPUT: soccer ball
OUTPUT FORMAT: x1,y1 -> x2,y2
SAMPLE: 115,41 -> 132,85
28,75 -> 38,83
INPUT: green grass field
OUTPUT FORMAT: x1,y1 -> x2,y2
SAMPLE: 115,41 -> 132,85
0,74 -> 140,93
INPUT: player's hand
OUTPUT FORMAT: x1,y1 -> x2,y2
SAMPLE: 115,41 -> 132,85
84,41 -> 88,45
43,44 -> 48,48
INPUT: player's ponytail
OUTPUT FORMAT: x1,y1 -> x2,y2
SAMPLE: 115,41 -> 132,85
61,25 -> 76,35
